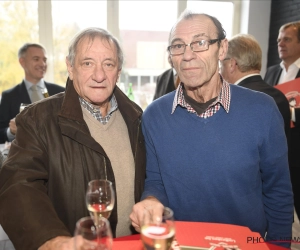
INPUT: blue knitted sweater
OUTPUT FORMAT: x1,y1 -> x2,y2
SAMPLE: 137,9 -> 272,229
141,84 -> 293,247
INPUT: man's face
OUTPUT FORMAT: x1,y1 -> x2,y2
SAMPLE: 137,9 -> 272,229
19,47 -> 47,84
169,15 -> 227,90
277,26 -> 300,65
66,37 -> 121,108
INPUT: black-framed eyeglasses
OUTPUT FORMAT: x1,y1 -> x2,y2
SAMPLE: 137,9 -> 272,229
167,39 -> 220,55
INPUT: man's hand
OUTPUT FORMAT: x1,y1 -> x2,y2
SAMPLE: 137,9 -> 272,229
130,196 -> 164,232
38,236 -> 74,250
9,118 -> 17,135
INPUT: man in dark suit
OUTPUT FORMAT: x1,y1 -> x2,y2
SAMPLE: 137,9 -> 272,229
153,68 -> 176,100
220,34 -> 291,141
264,21 -> 300,220
153,57 -> 180,100
0,43 -> 65,143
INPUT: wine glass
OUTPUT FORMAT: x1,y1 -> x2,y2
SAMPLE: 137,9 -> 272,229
74,216 -> 113,250
86,179 -> 115,224
141,207 -> 175,250
19,103 -> 29,112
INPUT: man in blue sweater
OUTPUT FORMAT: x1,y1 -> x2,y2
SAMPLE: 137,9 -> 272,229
130,10 -> 293,248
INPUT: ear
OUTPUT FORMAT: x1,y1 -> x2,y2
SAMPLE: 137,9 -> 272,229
229,58 -> 238,74
66,57 -> 74,80
218,38 -> 228,61
168,55 -> 174,68
19,57 -> 25,69
117,69 -> 122,82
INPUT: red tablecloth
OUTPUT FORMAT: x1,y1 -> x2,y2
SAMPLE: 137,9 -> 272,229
112,221 -> 288,250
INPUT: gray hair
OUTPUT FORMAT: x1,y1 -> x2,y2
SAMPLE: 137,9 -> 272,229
169,9 -> 226,46
67,27 -> 124,70
18,43 -> 46,59
227,34 -> 262,72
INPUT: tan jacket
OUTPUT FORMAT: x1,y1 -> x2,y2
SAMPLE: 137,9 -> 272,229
0,79 -> 146,250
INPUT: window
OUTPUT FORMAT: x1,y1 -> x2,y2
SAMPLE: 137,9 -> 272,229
51,1 -> 107,85
119,0 -> 178,109
0,0 -> 236,108
0,0 -> 38,94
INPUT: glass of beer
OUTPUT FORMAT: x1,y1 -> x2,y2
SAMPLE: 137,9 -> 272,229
42,88 -> 49,98
141,207 -> 175,250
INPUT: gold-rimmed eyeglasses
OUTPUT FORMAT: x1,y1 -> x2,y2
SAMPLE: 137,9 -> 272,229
167,39 -> 220,55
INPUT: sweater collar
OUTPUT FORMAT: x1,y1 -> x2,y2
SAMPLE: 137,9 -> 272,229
171,75 -> 231,116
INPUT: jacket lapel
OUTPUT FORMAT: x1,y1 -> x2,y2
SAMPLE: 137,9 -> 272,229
19,81 -> 32,104
58,78 -> 107,155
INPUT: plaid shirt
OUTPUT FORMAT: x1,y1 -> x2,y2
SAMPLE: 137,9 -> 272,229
79,95 -> 118,125
171,76 -> 231,118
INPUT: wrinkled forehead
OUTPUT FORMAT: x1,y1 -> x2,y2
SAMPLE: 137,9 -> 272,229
170,15 -> 217,42
76,36 -> 117,57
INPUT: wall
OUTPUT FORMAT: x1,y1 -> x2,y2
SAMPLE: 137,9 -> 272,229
239,0 -> 271,77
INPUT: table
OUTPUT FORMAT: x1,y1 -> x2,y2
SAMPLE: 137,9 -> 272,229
112,221 -> 288,250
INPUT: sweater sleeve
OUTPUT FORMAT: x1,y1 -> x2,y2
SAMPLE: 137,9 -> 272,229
260,104 -> 293,248
140,113 -> 169,206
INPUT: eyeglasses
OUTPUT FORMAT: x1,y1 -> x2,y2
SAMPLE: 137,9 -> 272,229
167,39 -> 220,55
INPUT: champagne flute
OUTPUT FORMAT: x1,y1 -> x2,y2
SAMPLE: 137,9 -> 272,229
86,179 -> 115,223
141,207 -> 175,250
74,216 -> 113,250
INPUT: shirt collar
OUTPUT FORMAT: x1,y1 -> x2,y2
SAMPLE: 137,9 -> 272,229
24,78 -> 45,91
280,57 -> 300,70
79,94 -> 118,119
171,75 -> 231,116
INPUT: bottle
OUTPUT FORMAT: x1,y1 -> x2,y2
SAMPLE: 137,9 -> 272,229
127,83 -> 135,101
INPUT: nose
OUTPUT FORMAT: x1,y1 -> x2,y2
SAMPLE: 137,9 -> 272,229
39,59 -> 47,67
278,40 -> 284,47
92,64 -> 106,83
182,44 -> 196,60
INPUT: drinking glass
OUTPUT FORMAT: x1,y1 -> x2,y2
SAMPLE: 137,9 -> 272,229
42,88 -> 49,98
86,179 -> 115,223
74,216 -> 113,250
141,207 -> 175,250
19,103 -> 29,112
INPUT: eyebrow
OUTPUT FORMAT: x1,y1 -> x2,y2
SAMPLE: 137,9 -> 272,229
82,57 -> 116,62
32,56 -> 47,60
170,33 -> 209,44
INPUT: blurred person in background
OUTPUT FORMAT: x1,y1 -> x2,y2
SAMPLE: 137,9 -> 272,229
153,57 -> 180,100
264,21 -> 300,221
0,43 -> 65,144
0,28 -> 146,250
220,34 -> 290,144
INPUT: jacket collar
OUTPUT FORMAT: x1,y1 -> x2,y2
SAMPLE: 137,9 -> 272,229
237,75 -> 263,86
